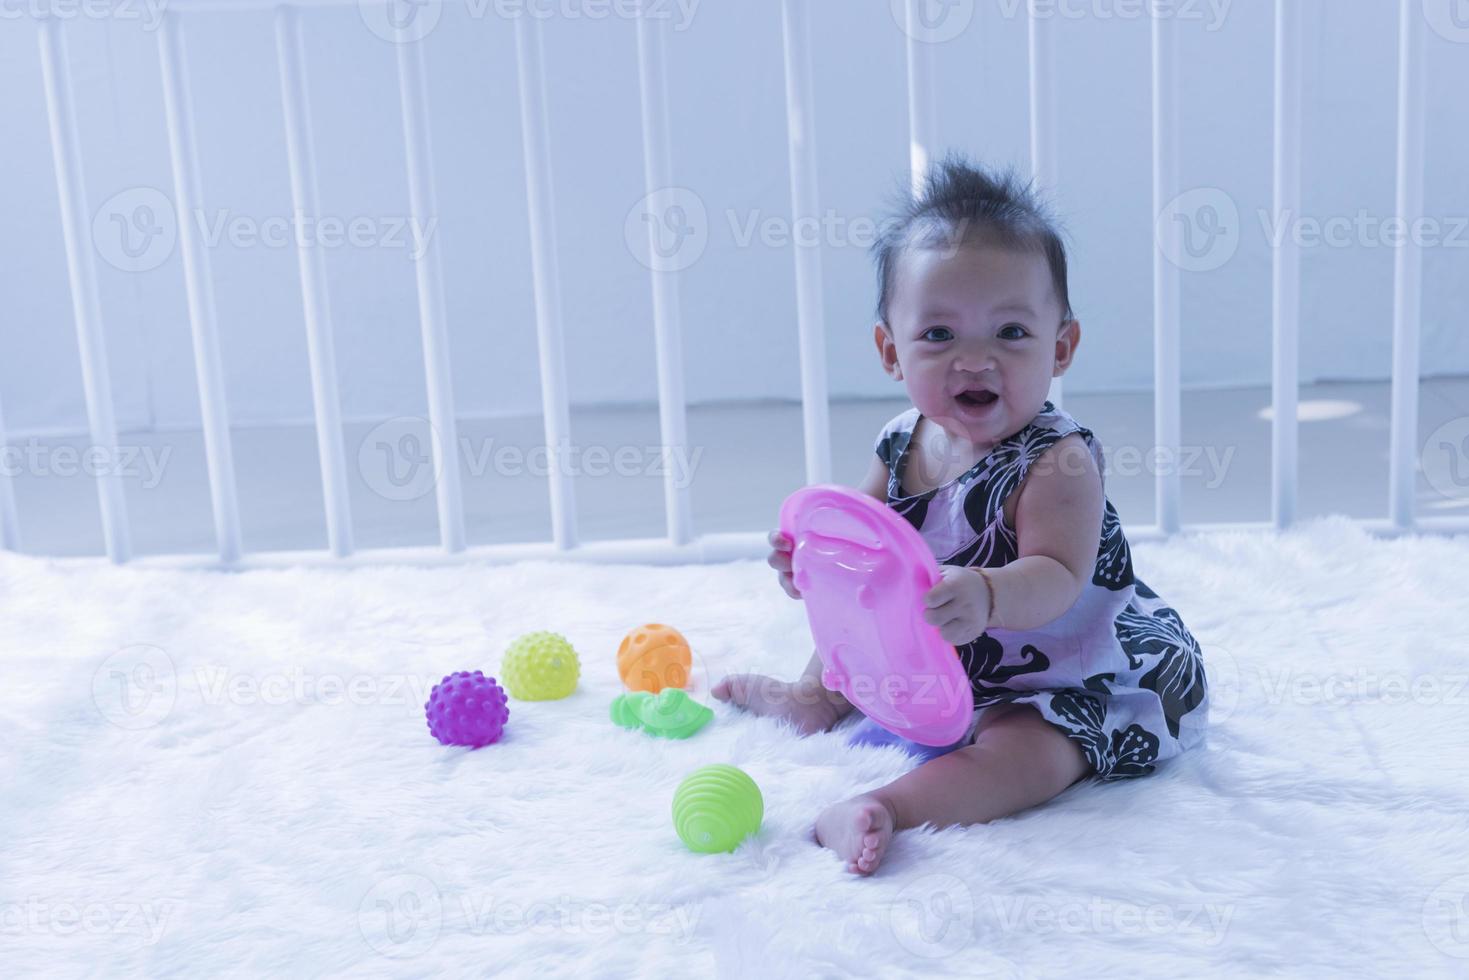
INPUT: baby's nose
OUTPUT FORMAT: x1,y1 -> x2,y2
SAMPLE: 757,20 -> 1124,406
953,351 -> 995,373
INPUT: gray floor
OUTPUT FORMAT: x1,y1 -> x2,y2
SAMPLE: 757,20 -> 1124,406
4,377 -> 1468,558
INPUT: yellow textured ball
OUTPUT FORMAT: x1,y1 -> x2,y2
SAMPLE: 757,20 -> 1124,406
501,631 -> 580,701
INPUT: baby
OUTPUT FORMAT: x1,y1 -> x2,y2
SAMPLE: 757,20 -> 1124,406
713,154 -> 1210,875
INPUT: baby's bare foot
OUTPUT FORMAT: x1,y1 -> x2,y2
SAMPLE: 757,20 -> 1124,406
814,794 -> 896,875
711,673 -> 836,736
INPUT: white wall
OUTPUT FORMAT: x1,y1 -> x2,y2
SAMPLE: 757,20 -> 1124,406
2,0 -> 1466,438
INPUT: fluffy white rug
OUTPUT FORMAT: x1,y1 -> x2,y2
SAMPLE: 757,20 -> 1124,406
3,517 -> 1469,978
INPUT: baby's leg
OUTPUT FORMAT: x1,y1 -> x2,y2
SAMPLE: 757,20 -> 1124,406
815,704 -> 1089,875
713,650 -> 854,737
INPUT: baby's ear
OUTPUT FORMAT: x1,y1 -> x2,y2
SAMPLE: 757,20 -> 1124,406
1052,319 -> 1081,376
874,322 -> 902,380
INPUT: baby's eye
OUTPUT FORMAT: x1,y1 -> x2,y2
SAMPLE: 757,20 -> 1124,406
998,323 -> 1029,340
921,327 -> 953,342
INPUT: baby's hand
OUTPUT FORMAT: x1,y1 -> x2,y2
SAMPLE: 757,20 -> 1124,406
767,530 -> 801,600
922,565 -> 992,645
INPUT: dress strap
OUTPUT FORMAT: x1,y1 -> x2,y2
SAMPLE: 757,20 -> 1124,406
873,407 -> 921,485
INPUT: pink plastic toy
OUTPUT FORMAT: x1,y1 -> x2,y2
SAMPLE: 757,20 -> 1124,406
425,670 -> 509,748
778,484 -> 972,747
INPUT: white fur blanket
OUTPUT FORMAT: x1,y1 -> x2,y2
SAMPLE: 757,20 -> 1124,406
3,517 -> 1467,978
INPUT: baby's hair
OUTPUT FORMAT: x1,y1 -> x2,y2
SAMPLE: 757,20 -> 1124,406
870,152 -> 1075,328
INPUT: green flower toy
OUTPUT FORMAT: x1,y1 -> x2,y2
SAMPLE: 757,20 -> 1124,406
609,688 -> 712,739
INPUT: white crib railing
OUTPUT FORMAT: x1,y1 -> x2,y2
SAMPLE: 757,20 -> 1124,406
4,0 -> 1464,569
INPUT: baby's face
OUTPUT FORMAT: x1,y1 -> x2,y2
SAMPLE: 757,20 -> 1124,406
876,241 -> 1076,450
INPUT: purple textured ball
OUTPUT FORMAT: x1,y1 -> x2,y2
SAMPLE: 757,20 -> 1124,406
425,670 -> 509,748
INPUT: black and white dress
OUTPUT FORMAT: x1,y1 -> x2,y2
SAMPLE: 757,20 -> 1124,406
867,401 -> 1209,780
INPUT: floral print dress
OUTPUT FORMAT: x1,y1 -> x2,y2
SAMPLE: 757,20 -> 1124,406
867,401 -> 1209,780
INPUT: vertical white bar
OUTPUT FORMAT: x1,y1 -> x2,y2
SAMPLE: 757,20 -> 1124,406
1271,0 -> 1301,529
1151,7 -> 1181,533
633,8 -> 692,545
1028,0 -> 1064,411
0,396 -> 19,552
780,0 -> 831,486
394,33 -> 466,553
1388,0 -> 1425,531
275,6 -> 354,558
512,16 -> 578,551
38,17 -> 132,564
158,12 -> 243,563
904,0 -> 937,197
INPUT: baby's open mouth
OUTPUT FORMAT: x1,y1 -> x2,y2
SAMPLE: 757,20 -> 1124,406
955,390 -> 998,407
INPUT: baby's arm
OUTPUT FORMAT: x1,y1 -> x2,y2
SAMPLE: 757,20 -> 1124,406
988,433 -> 1104,630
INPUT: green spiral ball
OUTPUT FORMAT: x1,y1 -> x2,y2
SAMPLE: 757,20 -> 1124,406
672,764 -> 763,854
500,631 -> 580,701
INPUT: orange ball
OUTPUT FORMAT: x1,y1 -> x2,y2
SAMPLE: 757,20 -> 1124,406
618,623 -> 692,693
